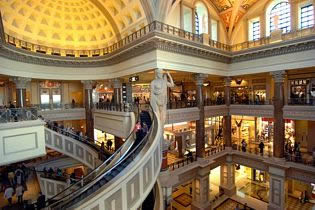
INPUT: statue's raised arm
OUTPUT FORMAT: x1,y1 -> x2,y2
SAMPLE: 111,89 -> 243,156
165,71 -> 175,88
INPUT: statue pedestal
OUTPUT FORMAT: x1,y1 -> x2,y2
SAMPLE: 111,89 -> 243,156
270,29 -> 282,43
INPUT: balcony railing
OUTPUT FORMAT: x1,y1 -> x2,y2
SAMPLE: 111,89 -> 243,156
287,98 -> 315,106
4,21 -> 315,58
32,103 -> 84,110
231,99 -> 273,105
0,108 -> 38,123
94,102 -> 135,112
168,145 -> 225,171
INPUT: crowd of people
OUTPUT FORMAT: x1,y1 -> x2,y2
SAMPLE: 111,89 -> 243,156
0,102 -> 36,123
285,141 -> 302,161
1,164 -> 30,207
41,167 -> 80,186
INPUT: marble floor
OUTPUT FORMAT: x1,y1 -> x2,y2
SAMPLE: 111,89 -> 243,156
0,171 -> 40,210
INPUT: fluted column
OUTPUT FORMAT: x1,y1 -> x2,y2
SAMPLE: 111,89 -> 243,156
271,71 -> 286,158
223,77 -> 232,148
195,74 -> 207,158
82,80 -> 95,140
11,77 -> 31,108
113,79 -> 122,105
191,166 -> 211,210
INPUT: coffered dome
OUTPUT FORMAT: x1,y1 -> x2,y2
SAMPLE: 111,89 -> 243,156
0,0 -> 147,50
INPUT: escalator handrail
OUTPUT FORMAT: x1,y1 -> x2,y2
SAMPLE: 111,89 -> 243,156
40,104 -> 140,207
49,106 -> 156,209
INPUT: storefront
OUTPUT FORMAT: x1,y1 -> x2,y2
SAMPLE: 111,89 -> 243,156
289,78 -> 315,105
205,116 -> 223,146
39,81 -> 62,109
164,121 -> 196,157
132,84 -> 150,104
95,83 -> 113,103
94,129 -> 115,148
231,115 -> 295,153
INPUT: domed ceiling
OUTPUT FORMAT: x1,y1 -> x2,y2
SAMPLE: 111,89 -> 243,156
0,0 -> 147,50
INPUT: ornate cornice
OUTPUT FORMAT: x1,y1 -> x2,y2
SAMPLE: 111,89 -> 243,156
232,37 -> 315,63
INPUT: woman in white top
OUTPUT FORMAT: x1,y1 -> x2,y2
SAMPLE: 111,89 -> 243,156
16,184 -> 24,204
4,185 -> 14,206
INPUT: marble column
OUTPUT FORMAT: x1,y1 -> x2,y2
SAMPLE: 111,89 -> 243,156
271,71 -> 286,158
82,80 -> 95,140
114,136 -> 124,151
191,166 -> 211,210
223,77 -> 232,148
220,155 -> 236,196
195,74 -> 207,158
11,77 -> 31,108
113,79 -> 122,105
162,186 -> 173,208
175,135 -> 183,158
268,167 -> 287,210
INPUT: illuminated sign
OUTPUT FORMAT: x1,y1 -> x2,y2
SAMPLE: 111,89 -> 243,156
129,76 -> 139,82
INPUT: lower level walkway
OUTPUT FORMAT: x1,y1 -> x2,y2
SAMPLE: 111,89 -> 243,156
0,171 -> 40,210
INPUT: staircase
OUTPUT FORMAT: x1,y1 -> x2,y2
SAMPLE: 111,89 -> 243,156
44,106 -> 162,210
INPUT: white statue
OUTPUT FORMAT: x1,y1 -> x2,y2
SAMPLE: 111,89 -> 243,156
150,69 -> 174,125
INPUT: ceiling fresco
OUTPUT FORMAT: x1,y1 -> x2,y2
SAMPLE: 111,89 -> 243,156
210,0 -> 259,30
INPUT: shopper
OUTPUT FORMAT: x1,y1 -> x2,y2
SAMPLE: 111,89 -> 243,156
4,185 -> 14,206
241,139 -> 247,152
16,184 -> 24,204
37,192 -> 46,209
259,141 -> 264,155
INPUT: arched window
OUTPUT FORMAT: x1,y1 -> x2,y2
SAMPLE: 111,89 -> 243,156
269,1 -> 291,34
195,2 -> 208,34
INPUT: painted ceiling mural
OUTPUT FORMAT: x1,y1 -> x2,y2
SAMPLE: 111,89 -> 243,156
210,0 -> 260,31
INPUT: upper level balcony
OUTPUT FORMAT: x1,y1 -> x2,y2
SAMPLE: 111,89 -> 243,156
1,20 -> 315,69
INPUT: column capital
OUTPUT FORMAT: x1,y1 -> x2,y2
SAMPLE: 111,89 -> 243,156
194,73 -> 207,86
113,78 -> 122,89
10,77 -> 31,89
81,80 -> 95,90
224,77 -> 232,86
270,71 -> 286,83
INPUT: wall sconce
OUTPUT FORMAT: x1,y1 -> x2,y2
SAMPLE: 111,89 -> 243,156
235,79 -> 243,85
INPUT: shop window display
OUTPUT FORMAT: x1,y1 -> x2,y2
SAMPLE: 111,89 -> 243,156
205,116 -> 224,146
288,79 -> 315,105
132,84 -> 150,104
95,84 -> 113,103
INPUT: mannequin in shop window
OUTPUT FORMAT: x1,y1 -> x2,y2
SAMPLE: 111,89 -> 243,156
150,69 -> 174,125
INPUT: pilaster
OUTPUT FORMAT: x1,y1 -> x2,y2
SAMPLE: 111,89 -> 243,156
194,73 -> 207,158
268,167 -> 288,210
270,71 -> 286,158
290,0 -> 299,31
191,166 -> 211,210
